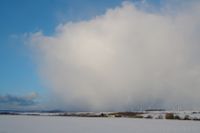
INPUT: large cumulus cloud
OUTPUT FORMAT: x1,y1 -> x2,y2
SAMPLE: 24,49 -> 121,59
30,1 -> 200,111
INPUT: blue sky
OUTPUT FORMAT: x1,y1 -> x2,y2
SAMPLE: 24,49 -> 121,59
0,0 -> 165,109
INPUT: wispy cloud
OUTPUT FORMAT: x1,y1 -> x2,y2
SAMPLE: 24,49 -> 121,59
30,1 -> 200,111
0,92 -> 38,109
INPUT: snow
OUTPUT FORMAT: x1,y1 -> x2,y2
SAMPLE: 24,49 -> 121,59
0,115 -> 200,133
140,111 -> 200,120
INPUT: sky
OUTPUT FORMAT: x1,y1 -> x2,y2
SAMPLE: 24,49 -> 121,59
0,0 -> 132,109
0,0 -> 200,111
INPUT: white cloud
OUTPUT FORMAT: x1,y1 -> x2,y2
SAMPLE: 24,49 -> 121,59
30,1 -> 200,111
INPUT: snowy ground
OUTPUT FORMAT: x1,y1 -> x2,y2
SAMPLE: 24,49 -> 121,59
0,115 -> 200,133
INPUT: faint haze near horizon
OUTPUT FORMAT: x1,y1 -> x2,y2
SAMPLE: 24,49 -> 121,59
29,1 -> 200,111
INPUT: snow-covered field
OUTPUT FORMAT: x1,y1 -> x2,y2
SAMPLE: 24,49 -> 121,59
0,115 -> 200,133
